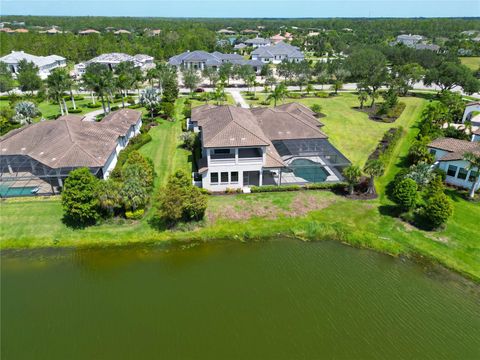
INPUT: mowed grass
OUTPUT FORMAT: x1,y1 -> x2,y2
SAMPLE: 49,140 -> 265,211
1,94 -> 479,281
0,97 -> 129,121
244,92 -> 425,167
460,57 -> 480,71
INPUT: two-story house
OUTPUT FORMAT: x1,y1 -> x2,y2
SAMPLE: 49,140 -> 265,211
191,103 -> 350,192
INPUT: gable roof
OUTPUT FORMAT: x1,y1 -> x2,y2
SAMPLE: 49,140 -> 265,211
428,137 -> 480,161
1,109 -> 141,169
252,41 -> 304,59
0,51 -> 65,67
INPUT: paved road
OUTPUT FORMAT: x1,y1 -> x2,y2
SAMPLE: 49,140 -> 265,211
228,90 -> 250,108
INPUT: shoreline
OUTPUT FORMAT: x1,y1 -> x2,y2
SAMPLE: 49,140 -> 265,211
2,210 -> 479,284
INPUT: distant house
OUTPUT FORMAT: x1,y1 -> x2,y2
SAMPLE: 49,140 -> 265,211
147,29 -> 162,36
413,43 -> 440,52
42,27 -> 63,35
0,28 -> 14,34
78,29 -> 100,35
74,53 -> 154,76
244,37 -> 271,48
242,29 -> 259,35
0,50 -> 66,79
14,28 -> 29,33
217,29 -> 236,35
234,43 -> 248,51
0,109 -> 142,197
427,137 -> 480,192
462,102 -> 480,124
251,41 -> 304,64
394,34 -> 424,46
169,50 -> 264,73
189,103 -> 350,191
114,29 -> 131,35
461,30 -> 478,36
270,34 -> 286,44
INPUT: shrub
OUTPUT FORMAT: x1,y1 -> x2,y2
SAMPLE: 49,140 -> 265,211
287,92 -> 302,99
125,209 -> 145,220
110,105 -> 119,112
315,91 -> 329,98
68,108 -> 83,113
161,101 -> 175,120
86,102 -> 102,108
392,178 -> 418,211
250,185 -> 301,193
423,193 -> 453,229
127,103 -> 142,109
310,103 -> 323,115
62,168 -> 100,227
343,165 -> 362,195
155,170 -> 208,226
179,131 -> 197,151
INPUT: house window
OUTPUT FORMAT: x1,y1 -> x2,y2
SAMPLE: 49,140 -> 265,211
468,171 -> 478,183
214,149 -> 230,154
211,173 -> 219,184
429,149 -> 437,156
447,165 -> 457,177
221,172 -> 229,183
231,172 -> 239,183
457,168 -> 468,180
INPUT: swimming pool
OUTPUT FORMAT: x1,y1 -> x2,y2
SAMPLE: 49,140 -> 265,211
289,158 -> 329,183
0,185 -> 38,197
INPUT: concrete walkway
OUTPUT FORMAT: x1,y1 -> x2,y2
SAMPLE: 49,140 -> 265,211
228,90 -> 250,108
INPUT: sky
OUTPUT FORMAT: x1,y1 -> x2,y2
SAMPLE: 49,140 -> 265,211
1,0 -> 479,18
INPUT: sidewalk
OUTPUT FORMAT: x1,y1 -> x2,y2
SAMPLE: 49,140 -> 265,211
228,90 -> 250,108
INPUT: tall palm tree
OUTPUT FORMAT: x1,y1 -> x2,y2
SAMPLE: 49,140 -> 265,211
267,83 -> 287,107
363,159 -> 385,195
212,85 -> 225,105
46,68 -> 70,116
83,63 -> 114,115
463,152 -> 480,199
115,61 -> 136,108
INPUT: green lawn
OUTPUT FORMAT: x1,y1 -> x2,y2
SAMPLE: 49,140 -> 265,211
0,97 -> 130,122
1,94 -> 479,281
244,92 -> 424,167
460,57 -> 480,71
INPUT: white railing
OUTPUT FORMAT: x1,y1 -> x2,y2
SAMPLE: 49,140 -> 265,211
238,157 -> 263,164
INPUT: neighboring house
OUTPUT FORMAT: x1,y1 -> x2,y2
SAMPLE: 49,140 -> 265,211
461,30 -> 478,36
270,34 -> 286,44
394,34 -> 424,46
147,29 -> 162,36
42,27 -> 63,35
169,50 -> 264,73
14,28 -> 29,33
427,137 -> 480,192
251,41 -> 305,64
242,29 -> 259,35
414,43 -> 440,52
217,29 -> 236,35
0,50 -> 66,79
189,103 -> 350,191
234,43 -> 248,51
78,29 -> 101,35
462,101 -> 480,124
244,37 -> 271,48
74,52 -> 154,76
472,129 -> 480,142
0,28 -> 14,33
0,109 -> 142,197
114,29 -> 131,35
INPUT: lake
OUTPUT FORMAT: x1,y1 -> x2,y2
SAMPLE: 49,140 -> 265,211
1,240 -> 479,359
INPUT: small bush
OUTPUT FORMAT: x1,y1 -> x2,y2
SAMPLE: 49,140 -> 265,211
423,193 -> 453,229
315,91 -> 329,98
68,108 -> 83,113
287,92 -> 302,99
250,185 -> 301,193
392,178 -> 418,211
125,209 -> 145,220
110,106 -> 119,112
86,102 -> 102,108
225,187 -> 242,194
127,103 -> 142,109
310,104 -> 322,114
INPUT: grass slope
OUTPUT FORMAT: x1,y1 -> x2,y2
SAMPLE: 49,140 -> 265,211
460,57 -> 480,71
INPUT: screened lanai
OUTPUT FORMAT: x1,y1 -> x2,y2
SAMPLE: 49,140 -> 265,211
262,139 -> 351,185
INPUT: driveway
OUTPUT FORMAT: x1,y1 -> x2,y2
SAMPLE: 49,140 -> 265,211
228,90 -> 250,108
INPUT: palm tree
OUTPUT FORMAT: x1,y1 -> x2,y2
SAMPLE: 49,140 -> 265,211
83,63 -> 114,115
343,165 -> 362,195
305,83 -> 315,96
357,90 -> 368,109
46,68 -> 70,116
363,159 -> 385,195
267,83 -> 287,107
463,152 -> 480,199
115,61 -> 136,108
212,85 -> 226,105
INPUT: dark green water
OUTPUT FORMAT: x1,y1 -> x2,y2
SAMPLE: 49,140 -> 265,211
1,240 -> 479,359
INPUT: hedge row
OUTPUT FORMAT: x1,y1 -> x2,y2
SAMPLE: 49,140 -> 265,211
111,132 -> 153,175
250,182 -> 347,193
368,127 -> 403,165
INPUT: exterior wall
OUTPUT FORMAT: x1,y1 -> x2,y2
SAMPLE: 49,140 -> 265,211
102,149 -> 118,179
6,59 -> 66,79
437,160 -> 479,191
201,146 -> 266,191
472,134 -> 480,142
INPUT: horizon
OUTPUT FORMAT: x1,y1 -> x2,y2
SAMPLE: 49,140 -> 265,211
2,1 -> 479,18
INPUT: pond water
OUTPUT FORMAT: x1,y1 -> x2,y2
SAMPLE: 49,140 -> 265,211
1,240 -> 479,359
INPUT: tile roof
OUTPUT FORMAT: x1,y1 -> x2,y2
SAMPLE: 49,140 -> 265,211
428,137 -> 480,161
0,109 -> 141,169
251,41 -> 304,59
193,103 -> 328,168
